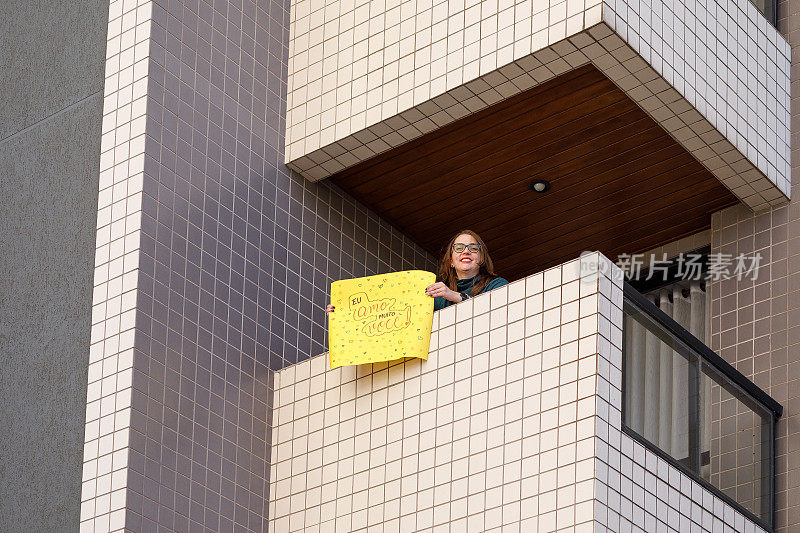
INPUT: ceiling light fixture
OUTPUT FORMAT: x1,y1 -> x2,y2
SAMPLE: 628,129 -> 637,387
529,179 -> 550,193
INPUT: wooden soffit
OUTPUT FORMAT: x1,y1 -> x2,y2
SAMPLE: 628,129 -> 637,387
328,64 -> 739,281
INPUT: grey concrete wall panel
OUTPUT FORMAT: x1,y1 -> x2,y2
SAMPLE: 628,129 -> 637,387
0,0 -> 109,139
0,94 -> 103,533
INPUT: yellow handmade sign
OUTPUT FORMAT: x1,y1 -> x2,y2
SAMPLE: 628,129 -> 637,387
329,270 -> 436,368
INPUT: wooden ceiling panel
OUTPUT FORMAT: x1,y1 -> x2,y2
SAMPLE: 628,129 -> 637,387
328,64 -> 740,280
340,66 -> 605,192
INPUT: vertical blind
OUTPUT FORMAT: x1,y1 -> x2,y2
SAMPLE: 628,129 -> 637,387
624,280 -> 711,470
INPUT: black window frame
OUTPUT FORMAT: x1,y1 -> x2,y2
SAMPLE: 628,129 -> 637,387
622,282 -> 781,531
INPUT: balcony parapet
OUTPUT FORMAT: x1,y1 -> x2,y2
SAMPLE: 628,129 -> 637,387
269,253 -> 775,531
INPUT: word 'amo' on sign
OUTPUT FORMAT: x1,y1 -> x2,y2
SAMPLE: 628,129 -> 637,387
349,292 -> 412,337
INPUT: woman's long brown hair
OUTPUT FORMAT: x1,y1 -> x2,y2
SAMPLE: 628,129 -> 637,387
439,229 -> 499,295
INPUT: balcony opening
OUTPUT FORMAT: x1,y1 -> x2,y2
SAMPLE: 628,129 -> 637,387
325,65 -> 740,283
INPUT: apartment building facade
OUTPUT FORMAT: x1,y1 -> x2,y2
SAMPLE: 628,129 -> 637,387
1,0 -> 798,531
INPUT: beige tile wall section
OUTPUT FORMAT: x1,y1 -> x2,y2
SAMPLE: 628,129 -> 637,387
79,0 -> 151,531
284,0 -> 790,211
607,0 -> 791,200
709,201 -> 796,532
269,256 -> 605,532
708,3 -> 800,528
268,252 -> 769,531
709,119 -> 800,533
711,2 -> 800,531
285,0 -> 599,179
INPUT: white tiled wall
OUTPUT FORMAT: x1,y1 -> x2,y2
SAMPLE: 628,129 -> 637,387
270,256 -> 605,532
270,252 -> 769,532
596,434 -> 769,533
79,0 -> 151,531
285,0 -> 790,212
605,0 -> 791,206
285,0 -> 603,178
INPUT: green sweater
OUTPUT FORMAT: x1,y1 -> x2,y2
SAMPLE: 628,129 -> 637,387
433,275 -> 509,311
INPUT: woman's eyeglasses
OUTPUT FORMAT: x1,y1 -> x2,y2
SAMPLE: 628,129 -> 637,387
452,243 -> 482,253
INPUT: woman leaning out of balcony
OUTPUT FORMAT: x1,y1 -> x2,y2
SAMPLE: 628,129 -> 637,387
326,229 -> 508,314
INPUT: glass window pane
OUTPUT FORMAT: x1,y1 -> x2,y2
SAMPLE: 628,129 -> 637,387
703,363 -> 772,521
624,304 -> 696,465
623,298 -> 773,526
749,0 -> 776,24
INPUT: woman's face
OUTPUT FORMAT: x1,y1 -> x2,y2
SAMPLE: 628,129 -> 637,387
450,233 -> 482,279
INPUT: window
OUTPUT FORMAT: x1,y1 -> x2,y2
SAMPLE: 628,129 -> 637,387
622,285 -> 780,529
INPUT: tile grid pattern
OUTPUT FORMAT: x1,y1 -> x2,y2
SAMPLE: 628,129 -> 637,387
709,199 -> 797,533
122,0 -> 279,529
607,0 -> 791,198
270,256 -> 603,532
269,253 -> 770,532
590,258 -> 769,533
130,0 -> 434,532
588,21 -> 785,211
284,1 -> 790,212
708,382 -> 767,519
285,0 -> 603,179
704,3 -> 800,531
80,0 -> 152,531
81,0 -> 435,530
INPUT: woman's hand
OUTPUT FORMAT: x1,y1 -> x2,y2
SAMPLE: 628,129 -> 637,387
425,282 -> 461,303
326,304 -> 335,314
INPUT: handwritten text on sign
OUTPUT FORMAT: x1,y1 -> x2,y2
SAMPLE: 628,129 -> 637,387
328,270 -> 435,367
349,292 -> 412,336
